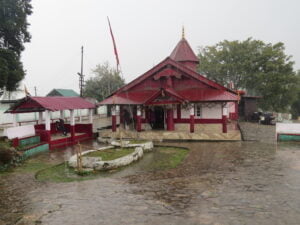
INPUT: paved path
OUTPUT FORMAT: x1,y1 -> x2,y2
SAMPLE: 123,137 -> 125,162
239,122 -> 276,142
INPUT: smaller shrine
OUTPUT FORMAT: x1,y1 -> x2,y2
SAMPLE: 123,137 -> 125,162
5,96 -> 95,149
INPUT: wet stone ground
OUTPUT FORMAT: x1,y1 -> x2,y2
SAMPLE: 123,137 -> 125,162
1,140 -> 300,225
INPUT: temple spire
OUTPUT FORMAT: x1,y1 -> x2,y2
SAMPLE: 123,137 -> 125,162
182,26 -> 185,39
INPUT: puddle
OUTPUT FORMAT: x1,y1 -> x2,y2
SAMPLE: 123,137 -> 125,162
1,140 -> 300,225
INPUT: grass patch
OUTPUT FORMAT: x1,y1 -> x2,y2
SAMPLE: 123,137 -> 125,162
28,146 -> 189,183
84,148 -> 135,161
36,163 -> 98,183
148,147 -> 189,170
15,158 -> 53,173
0,141 -> 11,149
129,140 -> 148,144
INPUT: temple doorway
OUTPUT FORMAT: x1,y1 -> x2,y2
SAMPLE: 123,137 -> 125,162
153,106 -> 165,129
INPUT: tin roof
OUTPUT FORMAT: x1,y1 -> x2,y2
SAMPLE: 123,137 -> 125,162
46,89 -> 79,97
6,96 -> 95,113
170,38 -> 199,63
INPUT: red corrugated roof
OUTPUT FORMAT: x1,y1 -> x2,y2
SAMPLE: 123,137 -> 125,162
178,89 -> 239,102
7,96 -> 95,113
170,38 -> 199,63
98,88 -> 239,105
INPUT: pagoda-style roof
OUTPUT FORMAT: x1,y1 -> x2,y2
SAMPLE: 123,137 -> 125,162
170,38 -> 199,63
99,57 -> 239,105
6,96 -> 95,113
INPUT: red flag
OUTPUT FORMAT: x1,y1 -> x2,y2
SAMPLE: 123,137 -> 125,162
107,17 -> 120,70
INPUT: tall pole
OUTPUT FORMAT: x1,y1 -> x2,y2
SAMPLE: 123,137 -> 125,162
77,46 -> 84,97
34,86 -> 37,96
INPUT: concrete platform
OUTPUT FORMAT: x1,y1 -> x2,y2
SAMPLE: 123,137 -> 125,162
99,127 -> 241,141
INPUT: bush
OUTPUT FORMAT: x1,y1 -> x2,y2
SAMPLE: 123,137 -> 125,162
0,141 -> 18,168
0,149 -> 14,164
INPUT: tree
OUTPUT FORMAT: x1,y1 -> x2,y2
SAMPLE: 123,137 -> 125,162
198,38 -> 298,112
291,71 -> 300,118
83,62 -> 125,101
0,0 -> 32,91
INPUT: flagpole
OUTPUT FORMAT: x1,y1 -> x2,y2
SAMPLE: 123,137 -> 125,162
107,16 -> 121,76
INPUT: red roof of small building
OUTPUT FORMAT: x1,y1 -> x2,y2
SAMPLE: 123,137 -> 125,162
170,38 -> 199,63
7,96 -> 95,113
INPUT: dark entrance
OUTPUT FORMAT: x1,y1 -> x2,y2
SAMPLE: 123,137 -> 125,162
153,106 -> 165,129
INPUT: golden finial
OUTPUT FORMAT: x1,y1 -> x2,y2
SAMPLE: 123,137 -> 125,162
182,26 -> 185,39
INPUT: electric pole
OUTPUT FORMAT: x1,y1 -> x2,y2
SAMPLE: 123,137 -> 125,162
77,46 -> 85,97
34,86 -> 37,96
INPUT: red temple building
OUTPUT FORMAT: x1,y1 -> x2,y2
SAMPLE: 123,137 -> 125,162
99,33 -> 241,141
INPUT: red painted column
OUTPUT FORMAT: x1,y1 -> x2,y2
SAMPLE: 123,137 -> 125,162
136,106 -> 142,132
136,116 -> 141,132
112,116 -> 116,132
190,115 -> 195,133
190,104 -> 195,133
222,115 -> 227,133
12,138 -> 19,147
120,105 -> 124,125
111,106 -> 117,132
166,108 -> 174,131
234,102 -> 239,120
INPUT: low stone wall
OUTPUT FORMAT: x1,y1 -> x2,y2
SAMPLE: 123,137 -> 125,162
68,141 -> 154,171
94,147 -> 143,171
110,140 -> 154,152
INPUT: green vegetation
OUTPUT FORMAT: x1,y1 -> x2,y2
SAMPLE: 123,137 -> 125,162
0,140 -> 15,170
0,0 -> 33,91
198,38 -> 298,112
129,140 -> 148,144
83,62 -> 125,101
36,163 -> 98,183
15,158 -> 52,173
148,147 -> 189,170
0,157 -> 52,176
84,148 -> 135,161
9,146 -> 189,183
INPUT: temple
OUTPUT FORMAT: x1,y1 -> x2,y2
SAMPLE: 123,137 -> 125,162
99,33 -> 240,140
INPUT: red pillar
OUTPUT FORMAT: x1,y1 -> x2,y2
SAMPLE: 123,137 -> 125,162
190,115 -> 195,133
234,102 -> 239,120
44,130 -> 52,149
136,115 -> 142,132
12,138 -> 19,147
222,115 -> 227,133
166,108 -> 174,131
136,106 -> 142,132
189,104 -> 194,133
120,105 -> 124,125
112,115 -> 116,132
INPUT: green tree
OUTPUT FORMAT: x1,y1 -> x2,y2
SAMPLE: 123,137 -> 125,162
0,0 -> 32,91
291,71 -> 300,118
83,62 -> 125,101
198,38 -> 298,112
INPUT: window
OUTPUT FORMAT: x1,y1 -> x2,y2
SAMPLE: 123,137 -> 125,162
195,104 -> 201,118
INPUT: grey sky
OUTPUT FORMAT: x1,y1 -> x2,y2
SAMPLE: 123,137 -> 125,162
22,0 -> 300,96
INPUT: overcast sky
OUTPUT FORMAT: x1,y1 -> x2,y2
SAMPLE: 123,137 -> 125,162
22,0 -> 300,96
